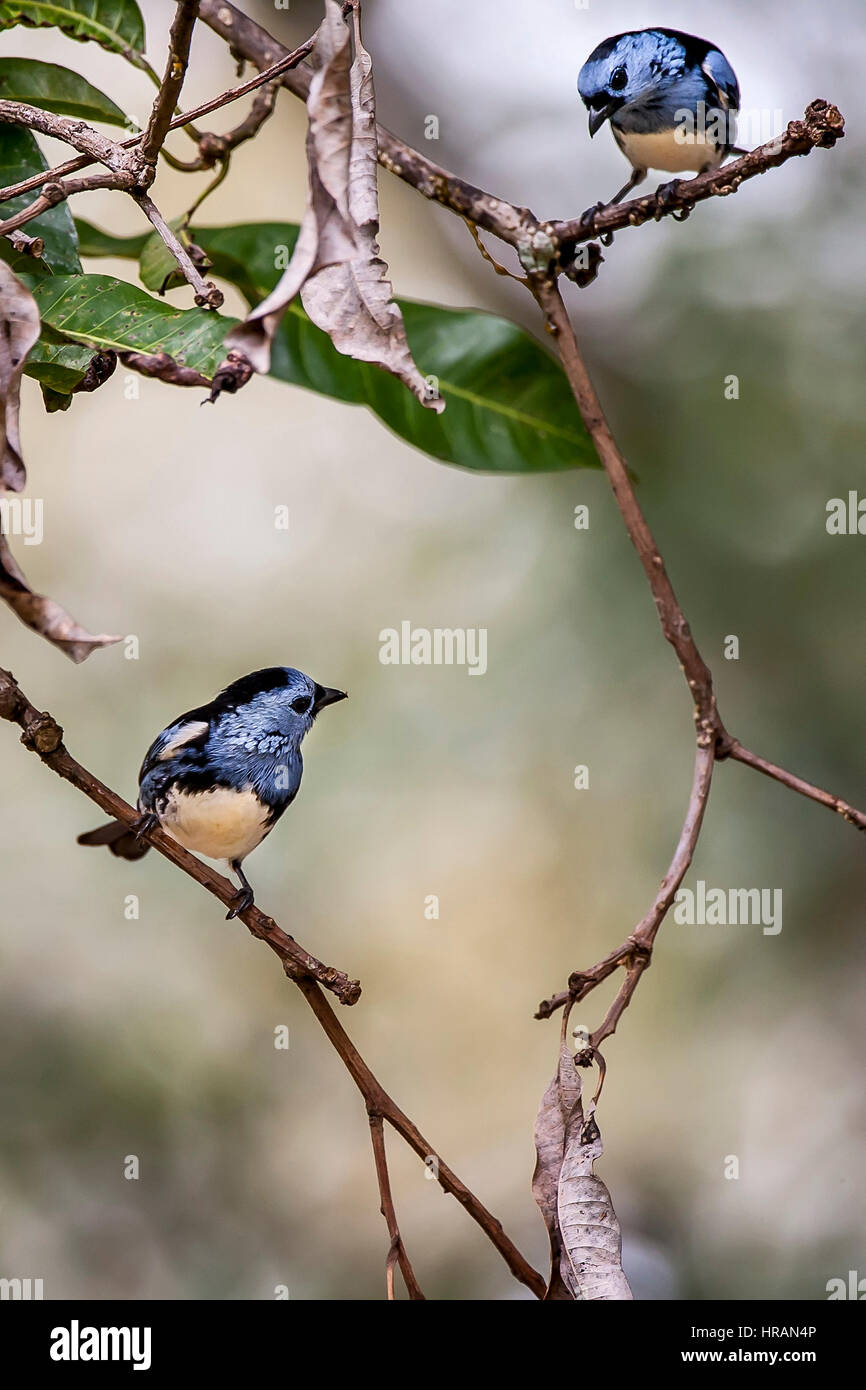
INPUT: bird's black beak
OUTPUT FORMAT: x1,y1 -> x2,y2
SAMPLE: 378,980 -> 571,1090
312,684 -> 347,714
588,100 -> 621,138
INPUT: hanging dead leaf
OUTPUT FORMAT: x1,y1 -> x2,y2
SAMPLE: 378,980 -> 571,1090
226,0 -> 442,413
0,260 -> 40,492
532,1033 -> 633,1300
0,526 -> 121,663
531,1069 -> 576,1300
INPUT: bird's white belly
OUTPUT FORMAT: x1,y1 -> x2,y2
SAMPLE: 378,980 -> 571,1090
160,784 -> 270,862
614,127 -> 723,174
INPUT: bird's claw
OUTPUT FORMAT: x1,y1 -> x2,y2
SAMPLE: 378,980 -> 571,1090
578,200 -> 616,246
578,198 -> 616,245
655,178 -> 684,214
226,887 -> 254,920
132,812 -> 159,842
578,199 -> 605,234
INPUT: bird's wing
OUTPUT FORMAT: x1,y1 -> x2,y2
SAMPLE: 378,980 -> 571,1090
701,48 -> 740,113
138,718 -> 210,785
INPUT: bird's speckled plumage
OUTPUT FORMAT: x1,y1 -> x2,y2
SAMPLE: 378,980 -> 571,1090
78,666 -> 347,918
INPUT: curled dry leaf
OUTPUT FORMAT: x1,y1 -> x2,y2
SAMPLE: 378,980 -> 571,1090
227,0 -> 442,414
532,1035 -> 633,1300
0,259 -> 40,492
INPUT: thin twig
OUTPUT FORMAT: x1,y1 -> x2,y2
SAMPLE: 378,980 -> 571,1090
368,1114 -> 425,1300
0,100 -> 137,177
139,0 -> 200,167
4,229 -> 43,258
133,193 -> 223,308
0,666 -> 546,1299
195,82 -> 279,168
532,278 -> 717,727
719,735 -> 866,833
0,173 -> 130,237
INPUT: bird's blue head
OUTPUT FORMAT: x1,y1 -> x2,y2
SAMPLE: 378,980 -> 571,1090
578,29 -> 692,136
213,667 -> 347,749
202,667 -> 347,807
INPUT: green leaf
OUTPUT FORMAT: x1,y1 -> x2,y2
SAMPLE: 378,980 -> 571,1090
0,0 -> 146,66
74,217 -> 149,260
26,274 -> 233,378
197,224 -> 597,473
0,127 -> 82,276
0,58 -> 127,124
24,336 -> 95,392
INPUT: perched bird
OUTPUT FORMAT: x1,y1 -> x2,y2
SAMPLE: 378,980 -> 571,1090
578,28 -> 742,205
78,667 -> 347,919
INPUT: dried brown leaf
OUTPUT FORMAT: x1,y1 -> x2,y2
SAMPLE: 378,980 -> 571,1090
0,261 -> 40,492
532,1034 -> 632,1301
0,529 -> 121,664
227,0 -> 441,413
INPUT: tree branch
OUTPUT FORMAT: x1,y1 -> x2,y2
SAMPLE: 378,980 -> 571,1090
0,100 -> 139,179
133,193 -> 223,308
139,0 -> 199,168
0,173 -> 131,237
0,665 -> 546,1299
718,735 -> 866,833
553,101 -> 845,252
368,1113 -> 425,1300
4,229 -> 43,258
531,279 -> 718,728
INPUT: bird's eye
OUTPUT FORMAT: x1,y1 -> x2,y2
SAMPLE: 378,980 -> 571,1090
610,66 -> 627,91
291,695 -> 312,714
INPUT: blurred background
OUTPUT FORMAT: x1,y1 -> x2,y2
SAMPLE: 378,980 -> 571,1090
1,0 -> 864,1300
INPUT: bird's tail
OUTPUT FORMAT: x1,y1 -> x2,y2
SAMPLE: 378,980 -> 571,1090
77,821 -> 150,861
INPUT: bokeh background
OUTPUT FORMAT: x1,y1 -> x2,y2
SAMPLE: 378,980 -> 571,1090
1,0 -> 864,1300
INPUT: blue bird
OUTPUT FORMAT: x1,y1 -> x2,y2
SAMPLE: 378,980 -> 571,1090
578,28 -> 742,205
78,667 -> 347,919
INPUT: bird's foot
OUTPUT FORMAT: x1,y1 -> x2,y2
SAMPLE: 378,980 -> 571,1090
132,811 -> 159,842
578,199 -> 604,233
655,178 -> 685,214
225,886 -> 254,921
578,200 -> 615,246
